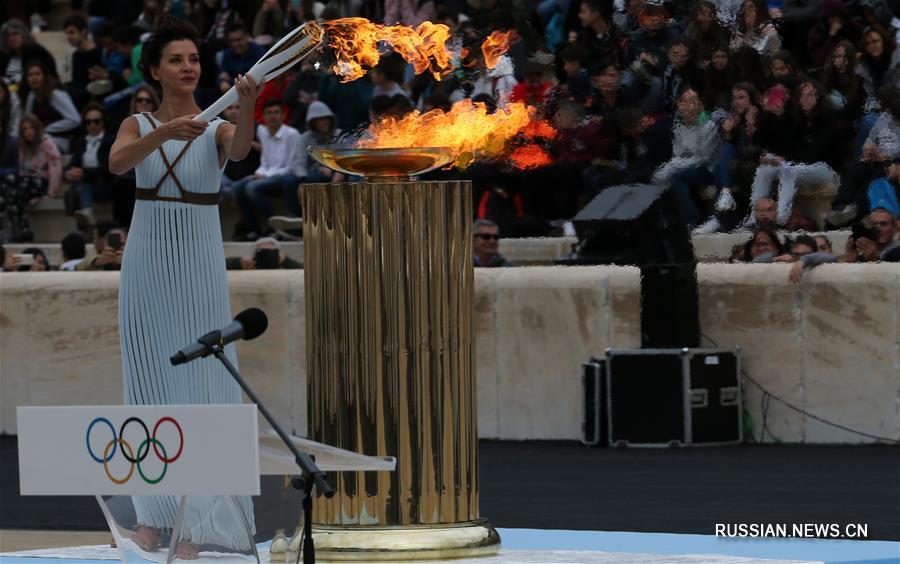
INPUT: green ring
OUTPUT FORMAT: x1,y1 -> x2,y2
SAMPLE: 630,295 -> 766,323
136,438 -> 168,484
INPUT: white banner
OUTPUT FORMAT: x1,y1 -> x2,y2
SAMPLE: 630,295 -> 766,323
18,405 -> 259,496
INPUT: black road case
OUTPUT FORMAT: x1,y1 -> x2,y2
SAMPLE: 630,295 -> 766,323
605,348 -> 741,447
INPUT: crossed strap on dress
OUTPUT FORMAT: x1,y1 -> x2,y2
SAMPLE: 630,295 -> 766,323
134,112 -> 220,205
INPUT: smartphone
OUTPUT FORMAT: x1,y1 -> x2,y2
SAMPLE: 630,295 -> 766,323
254,248 -> 279,269
13,254 -> 34,266
106,232 -> 122,251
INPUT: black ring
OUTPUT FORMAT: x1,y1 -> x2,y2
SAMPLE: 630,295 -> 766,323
118,417 -> 150,463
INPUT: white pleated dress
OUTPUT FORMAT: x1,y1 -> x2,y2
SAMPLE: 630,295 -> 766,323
120,112 -> 254,550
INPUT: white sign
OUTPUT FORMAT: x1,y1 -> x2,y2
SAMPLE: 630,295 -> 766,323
18,405 -> 259,496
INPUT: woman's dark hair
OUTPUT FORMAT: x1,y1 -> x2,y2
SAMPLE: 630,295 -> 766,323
0,81 -> 11,156
19,113 -> 46,160
732,81 -> 761,106
738,0 -> 770,31
139,16 -> 201,89
790,234 -> 818,253
792,80 -> 832,118
18,247 -> 50,271
822,40 -> 860,100
19,59 -> 59,105
743,227 -> 784,259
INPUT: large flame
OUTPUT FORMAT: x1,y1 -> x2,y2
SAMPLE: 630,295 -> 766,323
356,99 -> 554,169
325,18 -> 516,82
481,30 -> 517,69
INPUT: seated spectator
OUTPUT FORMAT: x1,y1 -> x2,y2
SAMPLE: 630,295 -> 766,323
575,0 -> 622,65
749,196 -> 778,231
854,27 -> 899,156
63,15 -> 102,108
268,101 -> 344,237
111,26 -> 145,86
509,61 -> 554,106
660,39 -> 703,112
65,103 -> 115,229
252,0 -> 285,46
742,226 -> 785,263
233,99 -> 303,240
625,4 -> 679,73
842,208 -> 898,262
683,2 -> 731,65
473,219 -> 513,267
769,50 -> 805,92
746,81 -> 841,229
0,114 -> 61,242
730,0 -> 782,55
59,231 -> 87,271
218,22 -> 266,94
820,41 -> 865,124
14,247 -> 50,271
815,234 -> 833,254
857,27 -> 899,115
370,55 -> 411,100
317,72 -> 373,132
18,60 -> 81,153
89,21 -> 128,94
655,87 -> 721,228
805,0 -> 862,68
0,245 -> 20,271
701,45 -> 737,111
866,157 -> 900,218
130,83 -> 160,115
584,59 -> 644,118
787,234 -> 839,282
583,106 -> 672,198
829,89 -> 900,226
226,237 -> 301,270
134,0 -> 163,33
76,221 -> 127,270
0,19 -> 58,85
558,46 -> 591,103
201,0 -> 243,52
253,72 -> 293,125
695,83 -> 763,233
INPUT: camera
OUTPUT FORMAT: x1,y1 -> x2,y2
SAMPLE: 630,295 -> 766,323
106,232 -> 122,251
254,248 -> 279,269
850,220 -> 879,243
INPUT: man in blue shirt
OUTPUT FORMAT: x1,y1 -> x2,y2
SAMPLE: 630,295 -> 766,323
218,22 -> 266,94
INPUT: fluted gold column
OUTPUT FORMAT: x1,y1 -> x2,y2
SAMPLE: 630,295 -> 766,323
303,179 -> 499,560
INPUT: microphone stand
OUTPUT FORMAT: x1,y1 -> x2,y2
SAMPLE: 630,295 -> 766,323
205,336 -> 334,564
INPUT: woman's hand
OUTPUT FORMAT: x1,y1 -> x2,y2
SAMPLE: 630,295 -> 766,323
160,115 -> 208,142
235,74 -> 262,107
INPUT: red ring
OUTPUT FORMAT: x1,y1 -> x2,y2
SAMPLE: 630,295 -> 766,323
152,417 -> 183,462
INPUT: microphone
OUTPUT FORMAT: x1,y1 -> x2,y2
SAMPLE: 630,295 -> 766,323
170,308 -> 268,366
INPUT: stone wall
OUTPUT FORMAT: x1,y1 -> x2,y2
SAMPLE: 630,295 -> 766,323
2,265 -> 898,443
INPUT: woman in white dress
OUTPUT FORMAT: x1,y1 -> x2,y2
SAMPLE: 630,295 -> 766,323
109,17 -> 261,558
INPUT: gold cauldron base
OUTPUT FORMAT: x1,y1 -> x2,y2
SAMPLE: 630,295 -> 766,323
309,521 -> 500,561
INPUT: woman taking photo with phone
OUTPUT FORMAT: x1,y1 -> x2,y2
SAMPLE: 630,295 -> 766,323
108,16 -> 261,558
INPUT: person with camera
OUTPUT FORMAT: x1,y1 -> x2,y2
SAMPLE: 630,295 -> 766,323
226,237 -> 300,270
842,208 -> 898,263
75,221 -> 127,271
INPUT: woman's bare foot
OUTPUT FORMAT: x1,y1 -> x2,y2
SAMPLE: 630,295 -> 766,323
175,542 -> 200,560
131,525 -> 160,551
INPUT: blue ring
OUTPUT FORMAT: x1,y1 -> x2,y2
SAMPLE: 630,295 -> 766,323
87,417 -> 117,463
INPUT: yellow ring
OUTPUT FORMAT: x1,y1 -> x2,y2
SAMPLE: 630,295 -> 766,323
103,438 -> 136,484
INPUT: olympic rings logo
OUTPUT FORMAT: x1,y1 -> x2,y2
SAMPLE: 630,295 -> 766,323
86,416 -> 184,484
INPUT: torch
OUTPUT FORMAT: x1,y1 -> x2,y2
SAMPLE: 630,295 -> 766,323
196,21 -> 324,122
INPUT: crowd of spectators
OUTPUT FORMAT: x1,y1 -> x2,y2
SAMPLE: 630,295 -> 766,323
0,0 -> 898,272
